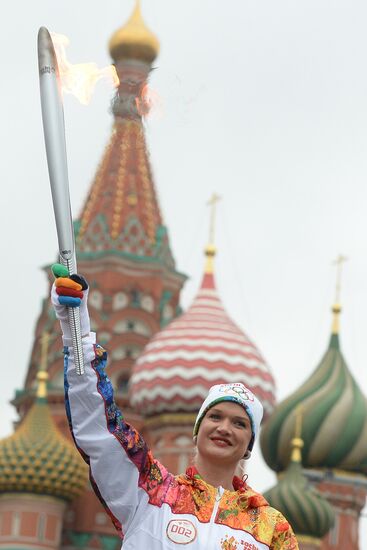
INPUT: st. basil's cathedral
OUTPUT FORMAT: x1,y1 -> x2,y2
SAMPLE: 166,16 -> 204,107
0,2 -> 366,549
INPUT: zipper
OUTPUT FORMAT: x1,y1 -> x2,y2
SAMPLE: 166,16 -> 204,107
206,486 -> 224,548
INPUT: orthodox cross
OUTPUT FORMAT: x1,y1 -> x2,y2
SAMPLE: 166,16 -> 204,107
207,193 -> 221,245
332,254 -> 347,303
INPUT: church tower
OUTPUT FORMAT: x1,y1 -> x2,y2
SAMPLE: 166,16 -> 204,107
16,0 -> 186,434
13,2 -> 186,547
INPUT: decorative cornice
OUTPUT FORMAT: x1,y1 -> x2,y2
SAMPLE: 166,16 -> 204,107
0,493 -> 66,505
305,467 -> 367,487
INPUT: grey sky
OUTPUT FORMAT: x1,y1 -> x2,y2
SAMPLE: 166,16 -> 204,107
1,0 -> 367,544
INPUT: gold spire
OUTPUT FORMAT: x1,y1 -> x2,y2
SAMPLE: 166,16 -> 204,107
109,0 -> 160,63
331,254 -> 347,335
204,193 -> 221,274
290,405 -> 304,463
37,332 -> 50,400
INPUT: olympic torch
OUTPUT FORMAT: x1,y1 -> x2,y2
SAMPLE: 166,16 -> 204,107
38,26 -> 84,375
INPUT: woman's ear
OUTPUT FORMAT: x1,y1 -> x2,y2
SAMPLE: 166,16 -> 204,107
192,435 -> 197,445
243,450 -> 251,460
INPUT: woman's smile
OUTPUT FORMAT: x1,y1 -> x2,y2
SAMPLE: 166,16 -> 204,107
210,436 -> 232,447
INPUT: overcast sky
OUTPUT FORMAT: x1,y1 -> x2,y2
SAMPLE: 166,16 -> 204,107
1,0 -> 367,544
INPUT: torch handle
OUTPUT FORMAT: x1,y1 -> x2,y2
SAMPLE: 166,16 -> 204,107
60,255 -> 85,376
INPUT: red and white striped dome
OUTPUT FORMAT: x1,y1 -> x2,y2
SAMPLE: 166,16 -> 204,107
130,267 -> 276,418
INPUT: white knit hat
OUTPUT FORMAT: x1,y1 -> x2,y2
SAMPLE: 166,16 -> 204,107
193,383 -> 263,451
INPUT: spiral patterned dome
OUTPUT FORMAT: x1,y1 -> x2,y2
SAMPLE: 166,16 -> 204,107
264,436 -> 335,539
260,305 -> 367,474
109,0 -> 160,63
130,250 -> 276,417
0,372 -> 88,501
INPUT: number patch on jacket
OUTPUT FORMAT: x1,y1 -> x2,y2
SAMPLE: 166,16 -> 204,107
166,519 -> 197,544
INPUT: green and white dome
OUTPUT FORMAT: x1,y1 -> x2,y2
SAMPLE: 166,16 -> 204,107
260,304 -> 367,474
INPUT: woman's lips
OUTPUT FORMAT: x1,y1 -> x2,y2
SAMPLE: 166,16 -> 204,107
210,438 -> 231,447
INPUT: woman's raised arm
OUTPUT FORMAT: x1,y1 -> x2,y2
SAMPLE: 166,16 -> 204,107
51,264 -> 171,540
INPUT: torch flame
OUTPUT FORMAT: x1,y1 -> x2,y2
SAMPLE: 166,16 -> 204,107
136,84 -> 163,120
51,32 -> 119,105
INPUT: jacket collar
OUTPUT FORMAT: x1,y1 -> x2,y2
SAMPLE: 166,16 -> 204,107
180,466 -> 268,509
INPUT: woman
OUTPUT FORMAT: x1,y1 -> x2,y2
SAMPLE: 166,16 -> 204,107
51,265 -> 298,549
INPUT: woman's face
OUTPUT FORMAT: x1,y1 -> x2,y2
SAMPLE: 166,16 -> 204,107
196,401 -> 252,467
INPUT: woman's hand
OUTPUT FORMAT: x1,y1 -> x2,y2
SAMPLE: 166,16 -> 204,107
51,263 -> 91,339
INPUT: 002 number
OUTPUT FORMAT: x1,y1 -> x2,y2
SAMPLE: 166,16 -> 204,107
169,524 -> 193,538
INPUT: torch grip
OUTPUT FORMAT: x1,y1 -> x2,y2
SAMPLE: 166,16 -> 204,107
60,255 -> 85,376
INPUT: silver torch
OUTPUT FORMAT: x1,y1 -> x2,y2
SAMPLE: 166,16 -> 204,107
38,26 -> 84,375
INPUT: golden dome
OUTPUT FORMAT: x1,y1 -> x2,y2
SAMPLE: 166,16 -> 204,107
0,397 -> 88,501
109,0 -> 160,63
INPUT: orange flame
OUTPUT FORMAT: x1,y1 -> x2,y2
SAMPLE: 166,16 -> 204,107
136,84 -> 163,120
51,33 -> 119,105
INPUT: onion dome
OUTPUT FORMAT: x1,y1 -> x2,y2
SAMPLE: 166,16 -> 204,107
260,293 -> 367,474
0,334 -> 88,501
264,413 -> 335,540
130,203 -> 276,417
109,0 -> 160,63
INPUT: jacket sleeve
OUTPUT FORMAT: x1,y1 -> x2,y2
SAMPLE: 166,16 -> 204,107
63,332 -> 171,539
270,512 -> 299,550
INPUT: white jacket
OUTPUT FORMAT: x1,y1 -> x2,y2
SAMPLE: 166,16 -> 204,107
64,334 -> 298,550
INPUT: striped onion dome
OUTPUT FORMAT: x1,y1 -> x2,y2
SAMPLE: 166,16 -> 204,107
130,245 -> 276,417
0,367 -> 88,501
264,433 -> 335,539
109,0 -> 159,63
260,303 -> 367,474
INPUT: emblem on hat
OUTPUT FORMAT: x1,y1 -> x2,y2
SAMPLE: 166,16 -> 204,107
219,383 -> 255,402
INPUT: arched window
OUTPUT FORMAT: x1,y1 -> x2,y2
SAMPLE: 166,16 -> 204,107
112,346 -> 142,361
114,319 -> 151,337
141,294 -> 154,312
89,289 -> 103,310
113,292 -> 128,311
